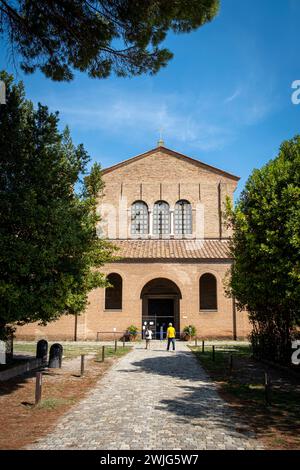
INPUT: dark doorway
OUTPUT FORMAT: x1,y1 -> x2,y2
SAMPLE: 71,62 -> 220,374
148,298 -> 174,317
148,299 -> 174,339
141,278 -> 181,339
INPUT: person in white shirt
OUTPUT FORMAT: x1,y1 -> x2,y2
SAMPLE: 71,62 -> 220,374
145,327 -> 153,349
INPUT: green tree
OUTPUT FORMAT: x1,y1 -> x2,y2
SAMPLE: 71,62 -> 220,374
226,136 -> 300,364
0,71 -> 115,339
0,0 -> 219,81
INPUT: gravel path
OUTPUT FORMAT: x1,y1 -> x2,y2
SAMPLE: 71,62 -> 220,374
29,341 -> 263,450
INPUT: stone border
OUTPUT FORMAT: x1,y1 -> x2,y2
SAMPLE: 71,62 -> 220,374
0,357 -> 44,381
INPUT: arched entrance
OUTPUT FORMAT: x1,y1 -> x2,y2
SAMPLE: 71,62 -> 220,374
140,278 -> 181,339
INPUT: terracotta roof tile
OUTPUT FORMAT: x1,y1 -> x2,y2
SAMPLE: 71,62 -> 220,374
111,239 -> 231,260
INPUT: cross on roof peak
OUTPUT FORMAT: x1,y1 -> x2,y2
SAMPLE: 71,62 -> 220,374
157,128 -> 164,147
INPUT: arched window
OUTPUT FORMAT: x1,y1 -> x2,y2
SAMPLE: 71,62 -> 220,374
174,200 -> 192,235
105,273 -> 122,310
153,201 -> 170,235
200,273 -> 217,310
131,201 -> 149,235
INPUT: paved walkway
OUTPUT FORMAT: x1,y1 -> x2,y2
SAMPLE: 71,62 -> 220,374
29,342 -> 263,450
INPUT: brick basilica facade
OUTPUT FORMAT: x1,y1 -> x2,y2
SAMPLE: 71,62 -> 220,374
16,145 -> 250,340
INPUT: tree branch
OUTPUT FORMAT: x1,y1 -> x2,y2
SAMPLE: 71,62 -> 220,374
0,0 -> 24,25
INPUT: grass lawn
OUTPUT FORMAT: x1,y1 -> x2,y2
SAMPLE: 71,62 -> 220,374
13,341 -> 131,359
94,346 -> 131,361
190,343 -> 300,450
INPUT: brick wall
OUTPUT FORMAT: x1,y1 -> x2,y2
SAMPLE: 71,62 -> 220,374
98,148 -> 237,239
16,261 -> 251,341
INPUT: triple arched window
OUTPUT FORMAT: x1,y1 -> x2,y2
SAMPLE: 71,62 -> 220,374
131,200 -> 192,236
153,201 -> 170,235
200,273 -> 217,310
131,201 -> 149,235
174,200 -> 192,235
105,273 -> 123,310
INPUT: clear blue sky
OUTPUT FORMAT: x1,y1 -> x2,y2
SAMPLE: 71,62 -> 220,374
1,0 -> 300,197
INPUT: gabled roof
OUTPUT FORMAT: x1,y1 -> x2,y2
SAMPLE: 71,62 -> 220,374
111,239 -> 231,261
102,146 -> 240,181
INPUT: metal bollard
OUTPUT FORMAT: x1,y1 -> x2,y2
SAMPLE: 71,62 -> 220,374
80,354 -> 85,376
49,343 -> 63,368
101,345 -> 105,362
35,372 -> 43,405
212,345 -> 215,361
115,339 -> 117,352
36,339 -> 48,364
202,340 -> 205,353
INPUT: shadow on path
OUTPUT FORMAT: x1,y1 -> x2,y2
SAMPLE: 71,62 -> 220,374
120,351 -> 207,381
118,352 -> 254,437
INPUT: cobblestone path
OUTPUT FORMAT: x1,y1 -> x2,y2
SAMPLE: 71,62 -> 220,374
29,342 -> 263,450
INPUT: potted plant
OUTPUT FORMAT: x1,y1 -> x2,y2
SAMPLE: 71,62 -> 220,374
182,325 -> 197,341
127,325 -> 138,341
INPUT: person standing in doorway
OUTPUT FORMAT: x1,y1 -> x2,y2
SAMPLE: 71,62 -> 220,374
160,326 -> 164,342
166,323 -> 176,351
145,327 -> 153,350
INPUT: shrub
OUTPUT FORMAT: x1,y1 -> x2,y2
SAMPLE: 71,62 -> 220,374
183,325 -> 197,339
127,325 -> 138,338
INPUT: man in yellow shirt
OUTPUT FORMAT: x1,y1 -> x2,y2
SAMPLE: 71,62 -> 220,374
166,323 -> 176,351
